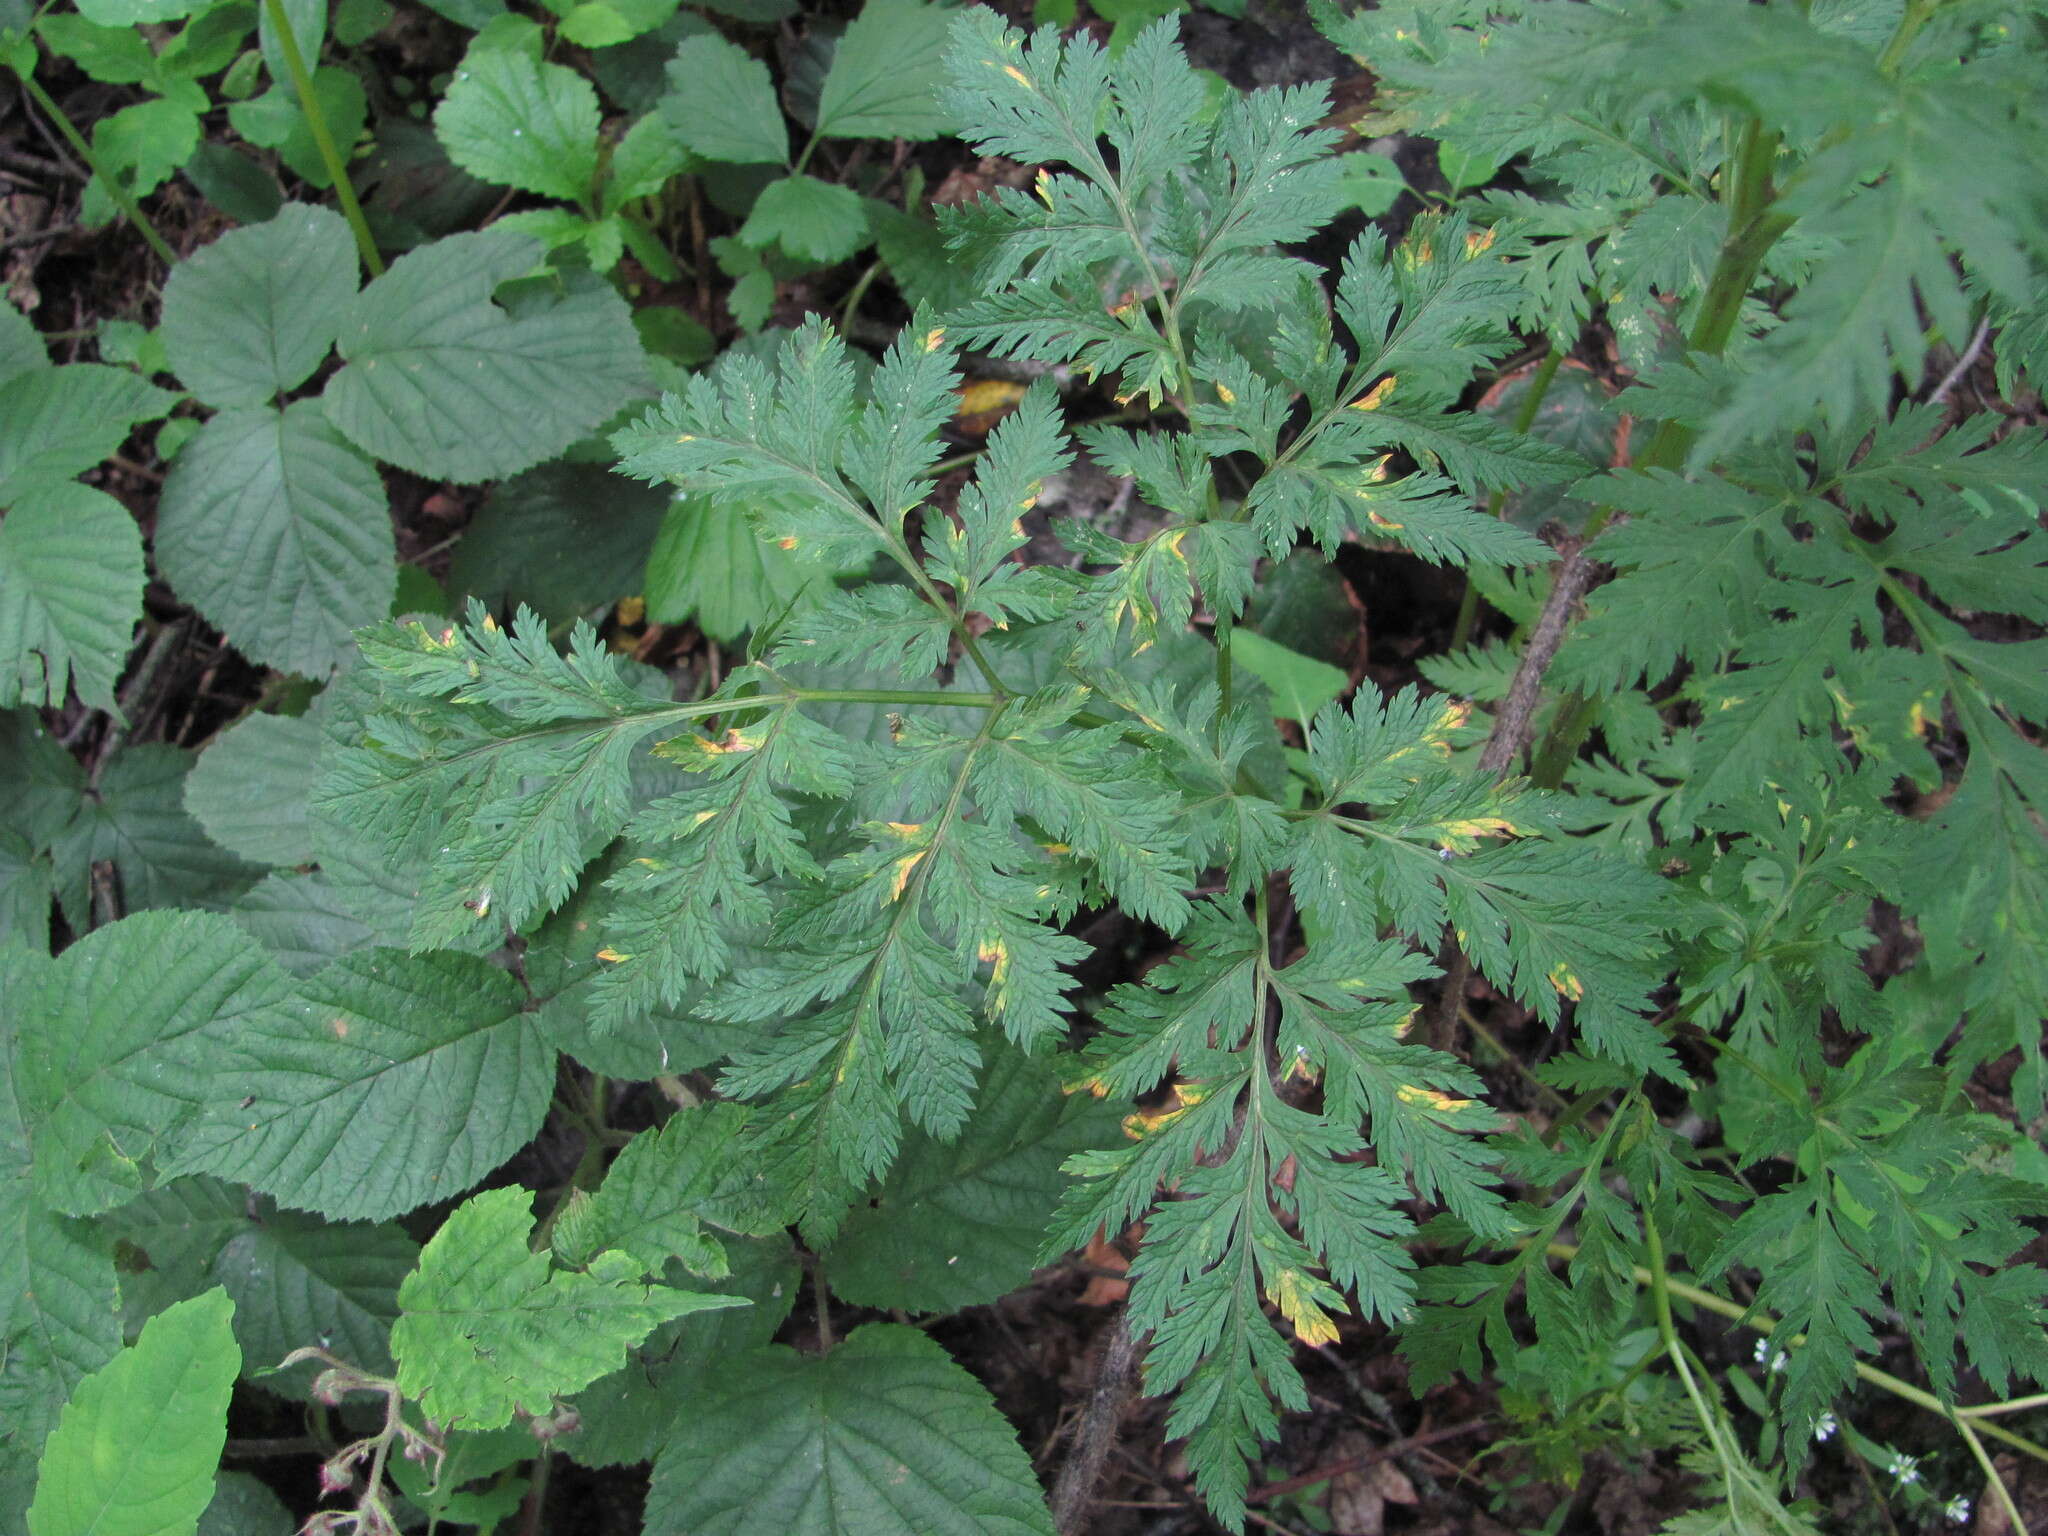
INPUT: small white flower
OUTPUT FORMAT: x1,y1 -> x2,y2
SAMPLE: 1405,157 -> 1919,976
1812,1412 -> 1838,1442
1944,1495 -> 1971,1525
1752,1338 -> 1789,1373
1884,1451 -> 1920,1485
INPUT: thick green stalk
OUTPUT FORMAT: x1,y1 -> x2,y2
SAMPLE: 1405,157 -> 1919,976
259,0 -> 383,276
11,66 -> 175,265
1528,117 -> 1794,789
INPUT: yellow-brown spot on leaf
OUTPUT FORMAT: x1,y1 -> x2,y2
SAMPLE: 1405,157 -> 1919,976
1464,227 -> 1497,257
923,327 -> 946,353
1397,1084 -> 1475,1113
1350,376 -> 1396,411
977,938 -> 1011,984
329,1018 -> 350,1040
1002,64 -> 1032,87
888,851 -> 926,902
1908,698 -> 1933,738
1214,381 -> 1236,405
1269,1269 -> 1344,1347
1366,509 -> 1405,532
704,728 -> 762,754
1547,963 -> 1584,1002
596,948 -> 629,963
777,536 -> 799,550
675,434 -> 695,443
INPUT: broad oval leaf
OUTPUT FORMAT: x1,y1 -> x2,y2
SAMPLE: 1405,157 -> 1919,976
156,402 -> 395,678
435,46 -> 602,201
646,1323 -> 1055,1536
322,230 -> 650,483
166,948 -> 556,1221
661,33 -> 787,164
159,204 -> 358,408
815,0 -> 952,141
0,483 -> 145,713
26,1289 -> 240,1536
20,910 -> 294,1217
825,1044 -> 1116,1312
186,713 -> 323,868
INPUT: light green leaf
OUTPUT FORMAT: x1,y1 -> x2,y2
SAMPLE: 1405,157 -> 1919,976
19,911 -> 293,1217
560,0 -> 679,48
26,1289 -> 239,1536
604,110 -> 693,211
323,229 -> 650,483
0,484 -> 145,713
225,70 -> 367,190
739,173 -> 867,262
166,949 -> 557,1222
155,403 -> 395,678
185,714 -> 322,869
1230,629 -> 1350,724
816,0 -> 952,141
554,1105 -> 789,1276
1330,149 -> 1404,216
214,1204 -> 417,1397
644,491 -> 828,641
392,1185 -> 743,1430
0,363 -> 177,501
826,1044 -> 1116,1312
561,1236 -> 799,1467
256,0 -> 322,86
646,1323 -> 1056,1536
159,204 -> 357,408
73,0 -> 208,23
661,33 -> 787,164
435,45 -> 601,201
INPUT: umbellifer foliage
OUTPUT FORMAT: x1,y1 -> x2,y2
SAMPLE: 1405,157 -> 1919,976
3,2 -> 2047,1534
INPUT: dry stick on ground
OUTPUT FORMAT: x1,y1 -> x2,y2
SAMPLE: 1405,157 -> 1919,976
1427,536 -> 1599,1052
1049,1309 -> 1141,1536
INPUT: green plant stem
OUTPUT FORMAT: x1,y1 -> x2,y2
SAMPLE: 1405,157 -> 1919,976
1950,1407 -> 2030,1535
258,0 -> 383,277
1642,1212 -> 1733,1462
1450,345 -> 1567,651
1528,115 -> 1795,791
1546,1240 -> 2048,1469
9,67 -> 175,265
1875,0 -> 1938,74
